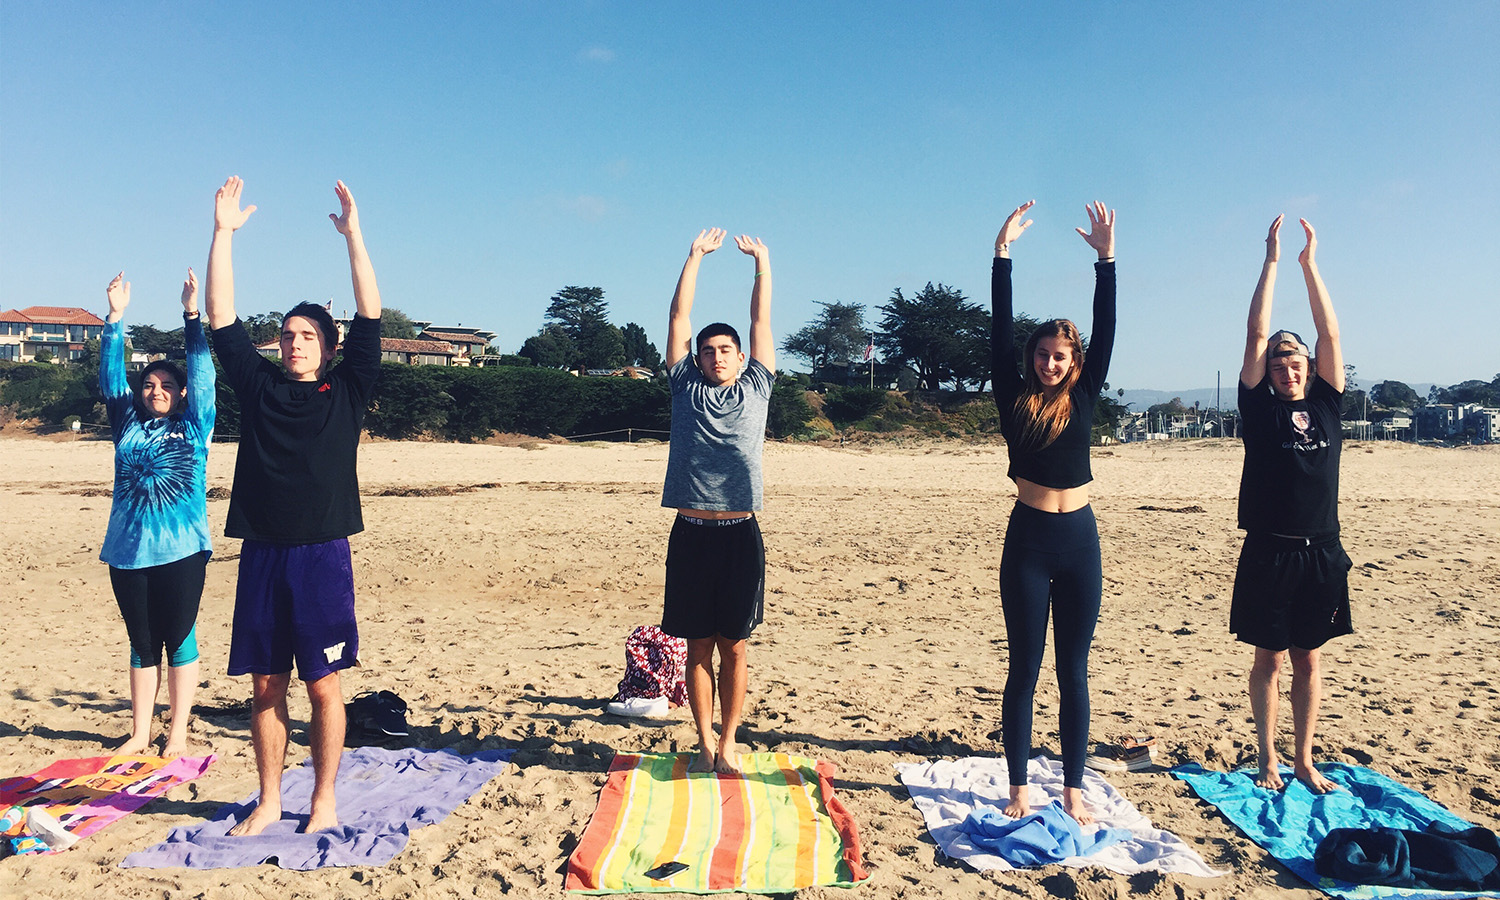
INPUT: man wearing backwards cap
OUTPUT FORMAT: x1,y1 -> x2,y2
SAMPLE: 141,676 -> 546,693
1232,214 -> 1351,794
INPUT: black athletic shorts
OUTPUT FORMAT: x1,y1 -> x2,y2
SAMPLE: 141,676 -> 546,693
662,514 -> 765,641
1230,532 -> 1353,651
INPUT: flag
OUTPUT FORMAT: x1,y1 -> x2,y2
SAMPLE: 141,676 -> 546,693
862,336 -> 874,363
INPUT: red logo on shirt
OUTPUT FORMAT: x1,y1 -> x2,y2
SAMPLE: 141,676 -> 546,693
318,383 -> 331,392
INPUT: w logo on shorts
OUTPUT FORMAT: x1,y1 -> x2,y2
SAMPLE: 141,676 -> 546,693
323,642 -> 346,664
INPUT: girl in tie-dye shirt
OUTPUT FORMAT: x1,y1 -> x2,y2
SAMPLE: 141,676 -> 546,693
99,268 -> 214,757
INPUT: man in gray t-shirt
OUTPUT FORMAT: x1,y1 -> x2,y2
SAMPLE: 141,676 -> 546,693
659,227 -> 774,775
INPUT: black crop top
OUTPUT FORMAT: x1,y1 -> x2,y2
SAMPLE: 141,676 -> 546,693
991,257 -> 1116,489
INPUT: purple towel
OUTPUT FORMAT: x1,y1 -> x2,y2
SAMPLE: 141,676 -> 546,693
120,746 -> 513,870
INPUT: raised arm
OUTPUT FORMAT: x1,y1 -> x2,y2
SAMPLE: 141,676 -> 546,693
206,176 -> 256,331
990,201 -> 1034,403
1077,202 -> 1117,391
1299,219 -> 1343,392
180,268 -> 216,431
1240,215 -> 1281,388
735,235 -> 773,370
329,180 -> 381,320
101,273 -> 131,405
665,228 -> 725,367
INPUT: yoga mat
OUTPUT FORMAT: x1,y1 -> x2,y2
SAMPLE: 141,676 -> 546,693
565,751 -> 869,893
1173,762 -> 1500,899
121,746 -> 512,870
0,754 -> 215,852
896,755 -> 1224,876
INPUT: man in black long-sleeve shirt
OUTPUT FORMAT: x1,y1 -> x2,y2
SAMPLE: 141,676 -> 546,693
205,176 -> 383,835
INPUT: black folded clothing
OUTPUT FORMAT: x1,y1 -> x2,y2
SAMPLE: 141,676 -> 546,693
1315,821 -> 1500,891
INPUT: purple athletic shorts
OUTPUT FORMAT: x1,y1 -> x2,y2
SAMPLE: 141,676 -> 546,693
227,538 -> 359,682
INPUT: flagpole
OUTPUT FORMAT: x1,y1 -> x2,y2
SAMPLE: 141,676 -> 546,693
868,333 -> 874,388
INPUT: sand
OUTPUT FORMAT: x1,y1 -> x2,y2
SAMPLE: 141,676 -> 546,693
0,435 -> 1496,899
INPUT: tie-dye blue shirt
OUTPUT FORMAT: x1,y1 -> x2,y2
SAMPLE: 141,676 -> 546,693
99,314 -> 216,569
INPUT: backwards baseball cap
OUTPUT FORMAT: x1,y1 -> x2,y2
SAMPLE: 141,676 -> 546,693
1268,330 -> 1309,359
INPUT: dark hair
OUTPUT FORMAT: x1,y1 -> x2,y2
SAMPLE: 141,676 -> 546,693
282,302 -> 339,350
695,323 -> 741,352
135,359 -> 188,420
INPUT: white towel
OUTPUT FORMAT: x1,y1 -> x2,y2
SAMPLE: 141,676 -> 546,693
894,755 -> 1225,877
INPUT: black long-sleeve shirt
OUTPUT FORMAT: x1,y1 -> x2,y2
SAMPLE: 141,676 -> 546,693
991,258 -> 1116,489
212,314 -> 382,544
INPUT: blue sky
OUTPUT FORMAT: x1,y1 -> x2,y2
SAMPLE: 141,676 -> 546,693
3,2 -> 1496,391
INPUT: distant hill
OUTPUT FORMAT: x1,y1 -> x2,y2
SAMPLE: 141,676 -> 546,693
1119,380 -> 1436,412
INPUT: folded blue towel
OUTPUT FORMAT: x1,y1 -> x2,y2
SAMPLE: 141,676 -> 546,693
959,801 -> 1133,866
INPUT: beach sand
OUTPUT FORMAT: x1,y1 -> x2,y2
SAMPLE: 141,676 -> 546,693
1,435 -> 1496,899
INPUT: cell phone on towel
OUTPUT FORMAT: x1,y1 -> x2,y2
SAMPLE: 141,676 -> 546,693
644,861 -> 689,880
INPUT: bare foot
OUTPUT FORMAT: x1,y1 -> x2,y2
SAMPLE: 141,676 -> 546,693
1254,757 -> 1285,790
1062,786 -> 1095,826
1294,763 -> 1338,794
688,749 -> 716,774
114,734 -> 153,756
303,804 -> 339,833
713,749 -> 742,776
161,737 -> 189,759
1001,784 -> 1030,819
227,801 -> 282,837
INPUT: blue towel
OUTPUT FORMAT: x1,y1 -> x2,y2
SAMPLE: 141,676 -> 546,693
121,746 -> 514,870
1173,762 -> 1500,899
959,801 -> 1133,866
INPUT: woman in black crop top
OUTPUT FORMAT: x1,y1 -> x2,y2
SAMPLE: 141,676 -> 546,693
989,200 -> 1116,825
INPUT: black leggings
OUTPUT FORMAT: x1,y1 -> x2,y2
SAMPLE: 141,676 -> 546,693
999,502 -> 1102,789
109,551 -> 207,668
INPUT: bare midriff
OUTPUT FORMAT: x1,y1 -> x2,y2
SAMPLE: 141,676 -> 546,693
1015,478 -> 1090,514
678,508 -> 754,519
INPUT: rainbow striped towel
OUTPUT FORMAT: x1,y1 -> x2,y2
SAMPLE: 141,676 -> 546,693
565,752 -> 869,893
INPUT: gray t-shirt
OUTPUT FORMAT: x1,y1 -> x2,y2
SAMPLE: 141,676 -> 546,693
661,354 -> 774,511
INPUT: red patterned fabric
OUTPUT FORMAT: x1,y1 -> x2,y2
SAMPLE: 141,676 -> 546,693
614,625 -> 687,705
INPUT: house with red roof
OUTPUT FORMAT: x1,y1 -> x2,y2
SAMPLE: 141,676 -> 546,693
0,306 -> 108,363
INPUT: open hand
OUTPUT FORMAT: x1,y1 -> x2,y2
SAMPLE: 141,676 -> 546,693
690,228 -> 726,257
107,272 -> 130,317
995,200 -> 1035,253
329,180 -> 361,236
734,234 -> 768,263
180,268 -> 199,315
1075,201 -> 1115,258
214,176 -> 256,233
1297,218 -> 1316,267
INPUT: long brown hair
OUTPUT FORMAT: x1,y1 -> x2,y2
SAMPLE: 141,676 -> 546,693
1013,319 -> 1084,450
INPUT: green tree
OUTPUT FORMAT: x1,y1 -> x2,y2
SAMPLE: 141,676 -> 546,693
781,301 -> 867,370
1370,380 -> 1421,410
381,306 -> 418,340
241,311 -> 283,344
127,323 -> 183,355
767,374 -> 816,438
620,322 -> 663,369
540,285 -> 625,368
1430,378 -> 1500,407
875,283 -> 989,391
519,324 -> 576,368
71,337 -> 102,370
